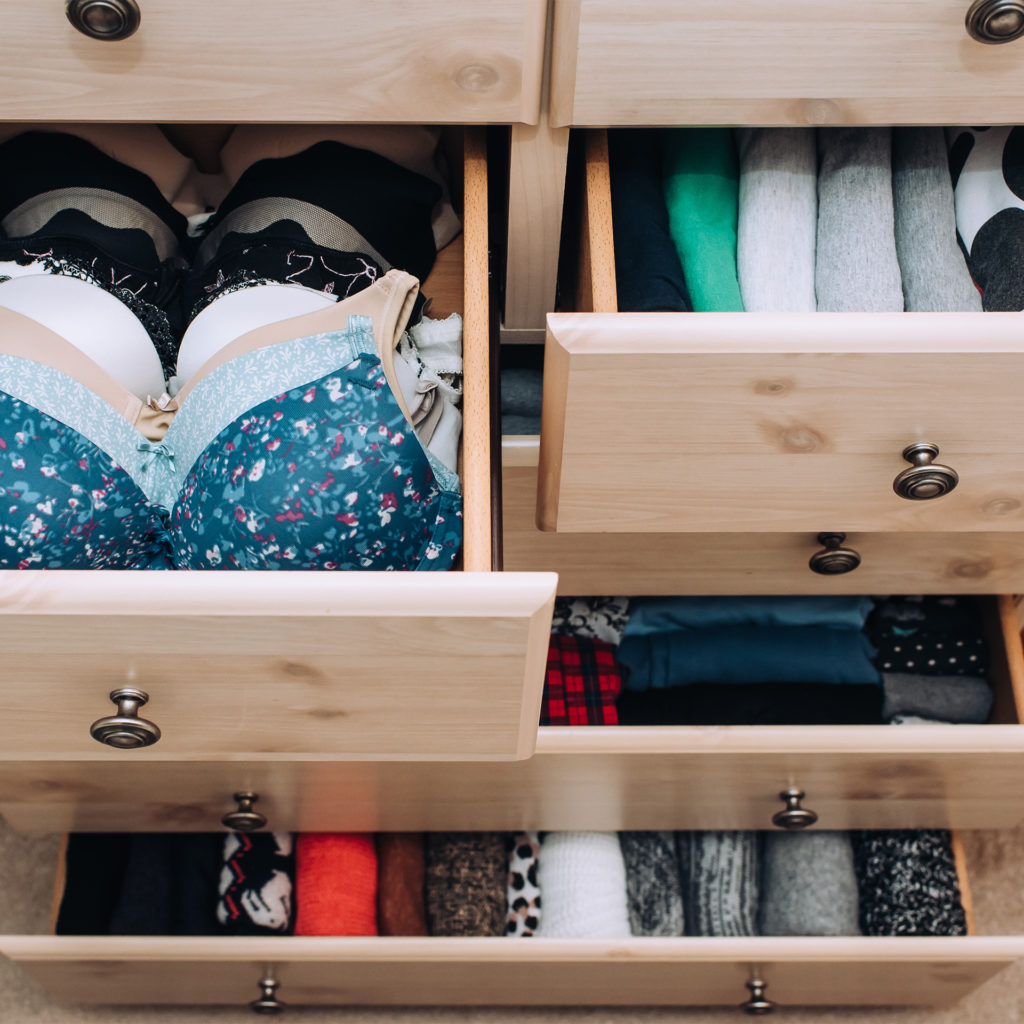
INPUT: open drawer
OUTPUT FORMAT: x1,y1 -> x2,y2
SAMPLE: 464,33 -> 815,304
0,0 -> 546,124
2,596 -> 1023,835
550,0 -> 1024,127
3,829 -> 1024,1011
0,130 -> 556,765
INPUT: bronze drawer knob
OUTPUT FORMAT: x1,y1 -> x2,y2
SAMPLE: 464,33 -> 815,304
893,442 -> 958,500
772,788 -> 818,830
741,978 -> 775,1015
66,0 -> 140,40
250,975 -> 285,1015
808,532 -> 861,575
89,687 -> 161,748
966,0 -> 1024,42
222,791 -> 268,833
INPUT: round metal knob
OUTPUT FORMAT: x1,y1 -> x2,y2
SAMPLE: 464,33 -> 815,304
66,0 -> 141,40
893,442 -> 959,500
250,976 -> 284,1015
808,532 -> 861,575
741,978 -> 776,1015
772,788 -> 818,830
966,0 -> 1024,41
221,792 -> 268,833
89,687 -> 160,748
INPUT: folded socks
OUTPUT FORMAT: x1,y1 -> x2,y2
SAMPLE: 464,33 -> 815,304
294,833 -> 377,936
506,831 -> 542,937
619,831 -> 685,936
677,831 -> 759,936
425,833 -> 507,936
758,832 -> 861,936
882,672 -> 993,724
217,832 -> 295,935
377,833 -> 428,936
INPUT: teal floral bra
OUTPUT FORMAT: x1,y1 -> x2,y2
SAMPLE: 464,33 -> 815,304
0,315 -> 462,571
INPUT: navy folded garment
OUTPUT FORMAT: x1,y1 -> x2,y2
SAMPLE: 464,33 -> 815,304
623,596 -> 875,636
617,625 -> 881,691
616,682 -> 884,725
607,129 -> 692,312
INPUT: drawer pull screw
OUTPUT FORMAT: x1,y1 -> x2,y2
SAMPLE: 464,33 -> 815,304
222,792 -> 268,833
966,0 -> 1024,42
66,0 -> 141,41
808,532 -> 861,575
893,442 -> 959,500
89,687 -> 161,748
772,789 -> 818,830
741,978 -> 775,1015
250,975 -> 285,1015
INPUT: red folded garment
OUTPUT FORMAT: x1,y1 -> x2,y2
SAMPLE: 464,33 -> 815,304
541,635 -> 621,725
294,833 -> 377,936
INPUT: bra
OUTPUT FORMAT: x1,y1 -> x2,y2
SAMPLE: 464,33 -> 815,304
0,272 -> 462,571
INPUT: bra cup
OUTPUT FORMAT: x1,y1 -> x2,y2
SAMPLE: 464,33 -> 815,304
0,392 -> 159,569
169,354 -> 462,571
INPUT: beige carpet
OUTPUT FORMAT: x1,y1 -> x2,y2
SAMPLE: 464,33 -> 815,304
2,821 -> 1023,1023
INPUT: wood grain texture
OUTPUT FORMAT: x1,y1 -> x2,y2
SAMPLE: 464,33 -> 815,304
0,0 -> 546,123
506,436 -> 1024,593
551,0 -> 1024,126
952,830 -> 977,938
1,936 -> 1022,1007
539,313 -> 1024,533
574,129 -> 617,314
0,570 -> 556,761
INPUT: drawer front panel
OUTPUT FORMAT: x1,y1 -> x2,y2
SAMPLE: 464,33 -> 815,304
2,936 -> 1021,1007
540,313 -> 1024,534
504,438 -> 1024,594
552,0 -> 1024,126
0,571 -> 555,761
0,0 -> 545,123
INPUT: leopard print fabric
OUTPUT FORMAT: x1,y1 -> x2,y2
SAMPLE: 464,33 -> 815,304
506,831 -> 541,936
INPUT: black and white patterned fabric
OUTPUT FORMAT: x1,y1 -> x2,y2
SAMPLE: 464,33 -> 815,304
947,125 -> 1024,309
550,596 -> 631,646
505,830 -> 541,936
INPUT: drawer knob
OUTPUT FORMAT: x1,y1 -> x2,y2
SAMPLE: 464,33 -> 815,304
741,978 -> 775,1015
221,791 -> 268,833
893,442 -> 959,500
66,0 -> 140,41
89,687 -> 161,748
808,532 -> 861,575
250,975 -> 285,1015
772,788 -> 818,830
966,0 -> 1024,42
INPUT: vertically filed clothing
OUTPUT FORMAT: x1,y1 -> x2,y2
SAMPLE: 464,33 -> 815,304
607,129 -> 692,312
55,835 -> 133,935
662,128 -> 744,312
815,127 -> 904,311
758,832 -> 861,936
217,832 -> 296,936
293,834 -> 378,936
947,125 -> 1024,310
535,832 -> 631,938
424,833 -> 507,937
377,833 -> 428,937
506,831 -> 542,937
736,127 -> 818,312
676,832 -> 759,937
619,831 -> 685,936
541,635 -> 623,725
852,830 -> 968,936
891,127 -> 982,312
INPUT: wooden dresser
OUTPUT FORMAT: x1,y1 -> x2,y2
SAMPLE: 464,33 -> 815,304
3,0 -> 1024,1014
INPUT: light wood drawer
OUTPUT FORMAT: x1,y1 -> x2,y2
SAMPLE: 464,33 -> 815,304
0,0 -> 545,124
507,435 -> 1024,594
2,833 -> 1022,1011
537,130 -> 1024,538
0,130 -> 556,764
551,0 -> 1024,127
3,595 -> 1022,834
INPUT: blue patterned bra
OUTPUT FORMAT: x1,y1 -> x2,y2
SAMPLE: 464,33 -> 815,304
0,312 -> 462,571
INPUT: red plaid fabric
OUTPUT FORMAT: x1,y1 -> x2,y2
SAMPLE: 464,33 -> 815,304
541,635 -> 621,725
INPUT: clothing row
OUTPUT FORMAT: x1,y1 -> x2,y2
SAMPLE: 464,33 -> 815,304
55,826 -> 965,939
0,126 -> 464,571
607,125 -> 1016,314
543,595 -> 994,728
